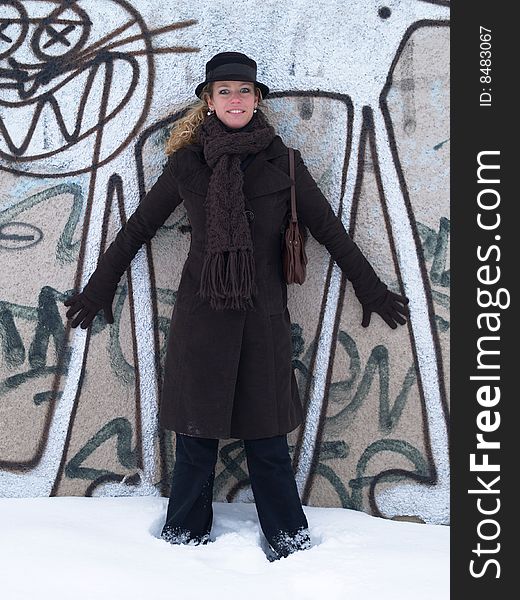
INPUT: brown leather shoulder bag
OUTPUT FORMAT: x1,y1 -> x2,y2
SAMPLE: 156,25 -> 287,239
282,147 -> 308,285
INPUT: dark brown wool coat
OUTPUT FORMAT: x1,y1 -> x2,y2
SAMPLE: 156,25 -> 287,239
82,134 -> 387,440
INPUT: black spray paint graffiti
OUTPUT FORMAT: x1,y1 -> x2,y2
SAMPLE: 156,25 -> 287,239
0,0 -> 197,173
0,0 -> 199,497
287,48 -> 450,523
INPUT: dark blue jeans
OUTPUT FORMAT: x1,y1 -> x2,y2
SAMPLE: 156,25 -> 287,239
160,433 -> 311,558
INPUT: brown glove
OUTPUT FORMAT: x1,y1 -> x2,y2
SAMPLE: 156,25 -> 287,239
361,290 -> 410,329
64,291 -> 114,329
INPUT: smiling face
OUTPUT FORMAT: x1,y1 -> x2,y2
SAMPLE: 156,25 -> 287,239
207,80 -> 260,129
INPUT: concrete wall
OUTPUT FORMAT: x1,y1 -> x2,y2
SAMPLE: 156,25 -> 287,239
0,0 -> 450,524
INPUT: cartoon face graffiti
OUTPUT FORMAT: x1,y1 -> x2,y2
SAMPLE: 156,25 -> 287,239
0,0 -> 153,175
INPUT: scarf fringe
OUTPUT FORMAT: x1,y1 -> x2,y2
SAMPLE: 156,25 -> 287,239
199,249 -> 257,311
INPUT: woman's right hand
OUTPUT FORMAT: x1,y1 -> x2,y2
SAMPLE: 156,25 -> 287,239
64,292 -> 114,329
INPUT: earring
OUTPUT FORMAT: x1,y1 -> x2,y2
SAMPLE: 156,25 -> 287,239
253,108 -> 257,113
207,109 -> 214,115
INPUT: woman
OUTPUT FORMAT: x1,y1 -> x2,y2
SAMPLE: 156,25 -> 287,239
64,52 -> 409,560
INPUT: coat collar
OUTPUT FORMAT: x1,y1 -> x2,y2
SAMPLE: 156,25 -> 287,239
178,135 -> 292,199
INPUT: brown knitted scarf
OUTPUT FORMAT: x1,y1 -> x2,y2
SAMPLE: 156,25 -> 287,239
197,109 -> 276,310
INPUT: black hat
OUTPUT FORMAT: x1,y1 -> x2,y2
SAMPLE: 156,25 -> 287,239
195,51 -> 270,100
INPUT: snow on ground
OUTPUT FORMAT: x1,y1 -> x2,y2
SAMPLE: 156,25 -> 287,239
0,497 -> 449,600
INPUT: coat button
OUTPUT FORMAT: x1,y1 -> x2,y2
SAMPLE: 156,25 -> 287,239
245,210 -> 255,222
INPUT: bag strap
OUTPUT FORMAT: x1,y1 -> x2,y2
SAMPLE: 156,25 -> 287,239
289,147 -> 297,224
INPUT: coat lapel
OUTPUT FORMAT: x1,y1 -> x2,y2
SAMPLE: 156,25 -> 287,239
243,145 -> 292,199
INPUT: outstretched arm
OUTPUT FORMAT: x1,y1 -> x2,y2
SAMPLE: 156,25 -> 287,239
65,151 -> 183,328
292,148 -> 409,329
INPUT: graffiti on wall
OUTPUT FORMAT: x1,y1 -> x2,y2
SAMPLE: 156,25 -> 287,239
0,0 -> 450,524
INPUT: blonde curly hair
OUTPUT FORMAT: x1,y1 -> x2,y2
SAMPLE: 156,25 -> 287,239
164,82 -> 270,155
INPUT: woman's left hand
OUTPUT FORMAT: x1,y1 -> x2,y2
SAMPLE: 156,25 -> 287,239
361,290 -> 410,329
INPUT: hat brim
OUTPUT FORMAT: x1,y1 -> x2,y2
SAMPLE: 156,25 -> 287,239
195,77 -> 270,100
